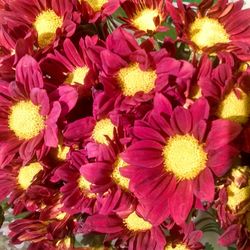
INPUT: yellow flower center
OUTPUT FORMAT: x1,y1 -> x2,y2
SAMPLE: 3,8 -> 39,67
163,135 -> 207,180
56,212 -> 67,220
78,176 -> 96,198
132,8 -> 159,32
34,9 -> 63,48
18,162 -> 43,190
56,237 -> 71,248
57,145 -> 70,161
123,212 -> 152,232
217,89 -> 250,124
227,182 -> 250,212
189,17 -> 230,50
8,100 -> 45,140
111,157 -> 130,190
165,243 -> 190,250
65,66 -> 89,85
80,0 -> 108,12
92,118 -> 115,145
117,63 -> 156,96
190,85 -> 202,100
239,61 -> 250,72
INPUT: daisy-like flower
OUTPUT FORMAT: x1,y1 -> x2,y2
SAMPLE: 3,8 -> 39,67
167,0 -> 250,59
75,0 -> 121,22
0,160 -> 53,215
217,166 -> 250,249
78,205 -> 166,250
0,55 -> 77,166
51,148 -> 98,215
99,28 -> 194,117
120,0 -> 167,36
7,0 -> 76,49
165,223 -> 204,250
122,94 -> 241,225
42,38 -> 98,96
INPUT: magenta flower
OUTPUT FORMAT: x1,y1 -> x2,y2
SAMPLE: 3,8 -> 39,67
122,94 -> 241,225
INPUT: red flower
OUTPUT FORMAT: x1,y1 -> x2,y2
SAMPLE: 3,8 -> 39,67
167,0 -> 250,59
122,94 -> 241,225
120,0 -> 168,36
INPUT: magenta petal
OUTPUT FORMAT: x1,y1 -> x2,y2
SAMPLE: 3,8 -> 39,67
190,98 -> 210,124
122,140 -> 163,168
82,214 -> 123,234
194,168 -> 214,202
206,119 -> 241,151
207,145 -> 239,177
170,107 -> 192,134
218,224 -> 239,247
30,88 -> 50,115
153,93 -> 173,117
170,181 -> 194,225
80,163 -> 112,185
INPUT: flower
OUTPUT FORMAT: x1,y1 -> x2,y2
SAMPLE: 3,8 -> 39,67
167,0 -> 250,59
78,205 -> 166,250
120,0 -> 167,36
7,0 -> 76,49
122,94 -> 241,225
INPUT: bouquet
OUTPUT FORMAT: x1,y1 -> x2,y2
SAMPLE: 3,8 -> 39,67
0,0 -> 250,249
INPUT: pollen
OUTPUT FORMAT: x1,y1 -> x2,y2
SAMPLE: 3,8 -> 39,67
57,145 -> 70,161
163,135 -> 207,180
165,243 -> 190,250
78,176 -> 96,199
111,157 -> 130,190
56,212 -> 67,220
217,88 -> 250,124
123,212 -> 152,232
18,162 -> 43,190
81,0 -> 108,12
92,118 -> 115,145
132,8 -> 159,32
239,61 -> 250,72
8,100 -> 45,140
65,66 -> 89,85
117,63 -> 156,96
227,182 -> 250,212
189,17 -> 230,50
34,9 -> 63,48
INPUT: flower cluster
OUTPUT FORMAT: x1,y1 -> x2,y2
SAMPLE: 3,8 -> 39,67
0,0 -> 250,249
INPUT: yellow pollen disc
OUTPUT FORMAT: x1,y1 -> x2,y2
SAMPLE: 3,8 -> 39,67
217,89 -> 250,124
78,176 -> 96,199
165,243 -> 190,250
18,162 -> 43,190
56,237 -> 71,248
189,17 -> 230,50
34,9 -> 63,48
80,0 -> 108,12
239,61 -> 250,72
123,212 -> 152,232
117,63 -> 156,96
57,145 -> 70,161
56,212 -> 67,220
8,100 -> 45,140
132,8 -> 159,32
190,85 -> 202,100
163,135 -> 207,180
227,182 -> 250,212
92,118 -> 115,145
111,157 -> 130,190
65,66 -> 89,85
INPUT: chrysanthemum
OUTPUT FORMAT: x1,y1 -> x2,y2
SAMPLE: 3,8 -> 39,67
120,0 -> 167,36
78,205 -> 166,250
122,94 -> 241,225
6,0 -> 76,49
99,28 -> 194,116
42,38 -> 98,95
0,160 -> 52,215
167,0 -> 250,59
0,55 -> 77,166
51,148 -> 98,215
75,0 -> 121,22
217,166 -> 250,249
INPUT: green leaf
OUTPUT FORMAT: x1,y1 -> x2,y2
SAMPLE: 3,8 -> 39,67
205,242 -> 214,250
